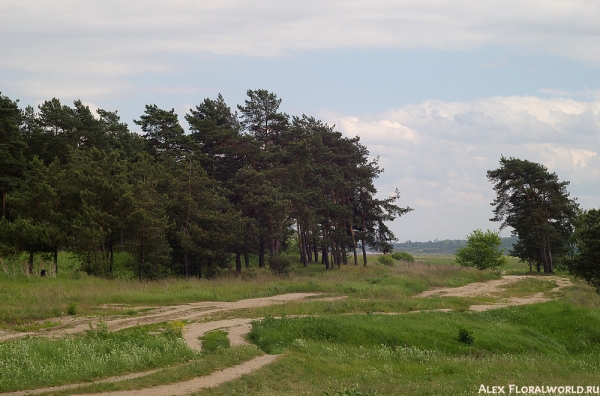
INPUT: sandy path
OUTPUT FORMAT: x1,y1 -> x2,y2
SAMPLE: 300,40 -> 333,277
0,293 -> 320,342
77,355 -> 280,396
415,275 -> 573,311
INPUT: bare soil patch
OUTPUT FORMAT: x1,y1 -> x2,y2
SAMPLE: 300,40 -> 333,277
416,275 -> 573,311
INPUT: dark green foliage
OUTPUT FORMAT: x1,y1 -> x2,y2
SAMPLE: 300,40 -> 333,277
569,209 -> 600,291
377,255 -> 395,266
200,330 -> 230,353
0,93 -> 26,220
0,90 -> 409,279
488,157 -> 578,273
455,229 -> 507,270
458,328 -> 474,345
391,251 -> 415,263
269,254 -> 292,275
67,302 -> 78,315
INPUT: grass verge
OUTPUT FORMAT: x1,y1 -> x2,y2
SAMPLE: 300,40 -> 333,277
0,322 -> 197,393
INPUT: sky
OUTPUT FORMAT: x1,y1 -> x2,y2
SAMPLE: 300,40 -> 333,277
2,1 -> 600,242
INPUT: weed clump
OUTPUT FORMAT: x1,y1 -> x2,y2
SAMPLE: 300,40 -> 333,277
67,302 -> 78,315
458,328 -> 474,345
200,329 -> 230,353
164,320 -> 185,338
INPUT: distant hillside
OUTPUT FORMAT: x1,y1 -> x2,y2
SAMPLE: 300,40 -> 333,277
394,236 -> 519,255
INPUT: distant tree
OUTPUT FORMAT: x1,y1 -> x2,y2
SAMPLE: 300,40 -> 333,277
568,209 -> 600,291
455,229 -> 507,270
487,157 -> 578,273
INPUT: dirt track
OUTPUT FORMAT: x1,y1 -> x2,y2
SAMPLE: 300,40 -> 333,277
0,293 -> 322,343
0,293 -> 321,396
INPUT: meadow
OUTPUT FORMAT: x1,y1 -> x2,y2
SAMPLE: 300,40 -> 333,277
1,253 -> 599,395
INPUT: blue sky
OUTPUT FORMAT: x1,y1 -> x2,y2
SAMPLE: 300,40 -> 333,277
2,1 -> 600,241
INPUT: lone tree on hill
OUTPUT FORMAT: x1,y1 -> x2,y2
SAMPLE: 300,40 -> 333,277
487,157 -> 578,274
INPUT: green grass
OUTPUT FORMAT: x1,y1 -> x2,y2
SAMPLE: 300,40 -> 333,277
195,343 -> 600,396
496,278 -> 558,297
0,322 -> 198,393
1,251 -> 595,395
45,345 -> 264,395
249,301 -> 600,355
200,330 -> 230,353
196,301 -> 600,395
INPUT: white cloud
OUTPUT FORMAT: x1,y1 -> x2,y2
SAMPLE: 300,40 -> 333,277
2,0 -> 600,83
324,95 -> 600,241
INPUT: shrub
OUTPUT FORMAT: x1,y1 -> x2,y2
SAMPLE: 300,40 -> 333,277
458,328 -> 474,345
455,229 -> 507,270
67,302 -> 78,315
269,255 -> 291,275
391,251 -> 415,263
377,255 -> 395,266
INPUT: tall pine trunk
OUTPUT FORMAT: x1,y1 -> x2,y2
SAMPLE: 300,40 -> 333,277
236,252 -> 242,274
259,241 -> 265,268
540,239 -> 553,273
361,213 -> 368,267
53,247 -> 58,275
28,250 -> 34,274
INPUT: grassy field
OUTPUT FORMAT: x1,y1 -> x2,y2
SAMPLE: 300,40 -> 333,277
1,252 -> 599,395
0,253 -> 501,326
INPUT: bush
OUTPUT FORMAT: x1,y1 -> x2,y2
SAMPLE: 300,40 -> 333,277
455,229 -> 507,270
67,302 -> 78,315
458,328 -> 474,345
377,255 -> 395,266
391,251 -> 415,263
269,255 -> 291,275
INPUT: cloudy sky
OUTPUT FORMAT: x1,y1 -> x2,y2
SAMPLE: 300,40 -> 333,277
2,1 -> 600,242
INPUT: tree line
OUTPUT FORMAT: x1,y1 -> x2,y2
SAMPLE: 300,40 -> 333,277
0,90 -> 412,279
